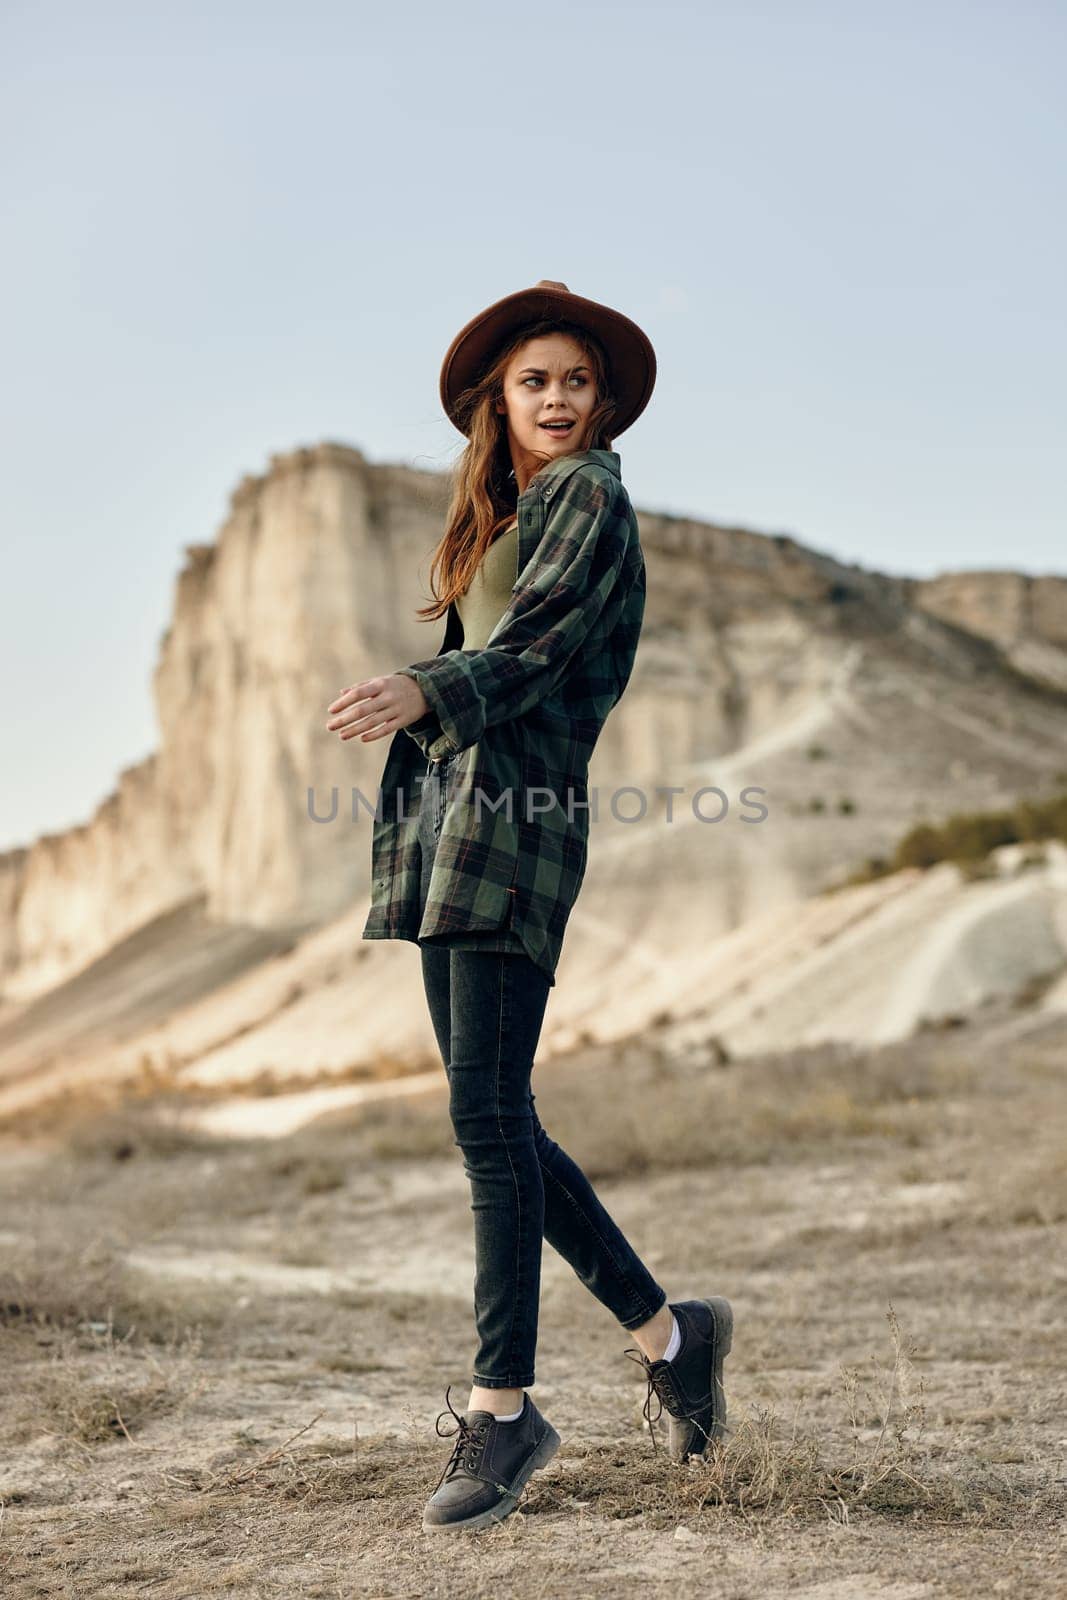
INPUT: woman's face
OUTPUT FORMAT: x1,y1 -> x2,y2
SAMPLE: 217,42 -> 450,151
495,333 -> 598,469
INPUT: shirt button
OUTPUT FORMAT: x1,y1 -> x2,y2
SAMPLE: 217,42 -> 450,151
543,486 -> 553,498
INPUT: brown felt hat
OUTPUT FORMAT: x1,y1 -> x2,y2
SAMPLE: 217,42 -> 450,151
439,279 -> 657,440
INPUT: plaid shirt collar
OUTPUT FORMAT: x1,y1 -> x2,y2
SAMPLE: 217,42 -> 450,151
523,446 -> 621,496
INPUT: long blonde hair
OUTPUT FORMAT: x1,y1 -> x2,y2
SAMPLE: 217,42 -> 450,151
416,319 -> 618,622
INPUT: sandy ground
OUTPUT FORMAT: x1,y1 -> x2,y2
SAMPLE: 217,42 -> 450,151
0,1000 -> 1064,1598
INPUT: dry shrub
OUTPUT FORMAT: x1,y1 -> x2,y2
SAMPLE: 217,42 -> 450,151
5,1315 -> 208,1450
278,1033 -> 979,1184
0,1044 -> 444,1143
576,1308 -> 1034,1530
0,1233 -> 130,1335
0,1230 -> 234,1347
979,1137 -> 1067,1226
309,1095 -> 454,1163
529,1039 -> 975,1183
0,1080 -> 227,1150
176,1416 -> 427,1511
61,1099 -> 227,1163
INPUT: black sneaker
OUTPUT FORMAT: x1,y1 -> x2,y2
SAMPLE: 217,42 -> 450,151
624,1296 -> 733,1461
421,1385 -> 561,1533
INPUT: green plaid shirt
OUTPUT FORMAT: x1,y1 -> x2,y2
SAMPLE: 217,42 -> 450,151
361,447 -> 646,985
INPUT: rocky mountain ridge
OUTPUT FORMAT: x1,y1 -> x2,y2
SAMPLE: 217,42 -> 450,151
1,440 -> 1064,1112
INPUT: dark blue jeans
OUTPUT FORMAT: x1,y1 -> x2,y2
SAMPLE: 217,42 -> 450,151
417,753 -> 668,1389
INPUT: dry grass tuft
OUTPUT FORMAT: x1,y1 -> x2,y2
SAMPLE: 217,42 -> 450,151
0,1079 -> 230,1152
378,1028 -> 986,1192
289,1033 -> 981,1186
60,1100 -> 236,1163
564,1308 -> 1036,1531
4,1315 -> 207,1451
154,1415 -> 436,1541
981,1137 -> 1067,1226
0,1231 -> 235,1348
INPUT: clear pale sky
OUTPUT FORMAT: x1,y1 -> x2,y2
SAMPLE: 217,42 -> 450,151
1,2 -> 1063,852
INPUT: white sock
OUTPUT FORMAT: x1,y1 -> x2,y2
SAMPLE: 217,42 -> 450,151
491,1399 -> 525,1423
660,1311 -> 682,1363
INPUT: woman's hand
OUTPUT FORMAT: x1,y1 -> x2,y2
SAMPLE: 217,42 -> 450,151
326,673 -> 431,743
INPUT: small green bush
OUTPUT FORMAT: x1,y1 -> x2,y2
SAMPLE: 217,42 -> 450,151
892,789 -> 1067,875
833,789 -> 1067,892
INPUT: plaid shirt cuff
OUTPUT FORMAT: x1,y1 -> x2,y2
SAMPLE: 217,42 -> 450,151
395,659 -> 479,757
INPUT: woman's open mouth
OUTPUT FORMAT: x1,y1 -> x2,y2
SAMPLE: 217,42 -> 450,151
539,420 -> 575,435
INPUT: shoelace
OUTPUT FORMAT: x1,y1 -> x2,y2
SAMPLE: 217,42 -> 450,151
623,1346 -> 678,1455
430,1383 -> 490,1492
623,1346 -> 716,1456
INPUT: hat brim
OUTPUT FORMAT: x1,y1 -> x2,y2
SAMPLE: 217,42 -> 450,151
439,283 -> 656,440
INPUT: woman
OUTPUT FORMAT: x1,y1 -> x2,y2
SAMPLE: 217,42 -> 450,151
327,280 -> 732,1533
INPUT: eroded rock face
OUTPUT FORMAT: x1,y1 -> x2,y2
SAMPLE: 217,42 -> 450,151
0,441 -> 1064,1008
911,571 -> 1067,690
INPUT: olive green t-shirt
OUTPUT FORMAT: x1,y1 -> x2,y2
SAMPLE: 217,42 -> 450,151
454,519 -> 519,649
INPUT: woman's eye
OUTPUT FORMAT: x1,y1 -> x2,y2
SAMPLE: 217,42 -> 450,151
522,375 -> 588,388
